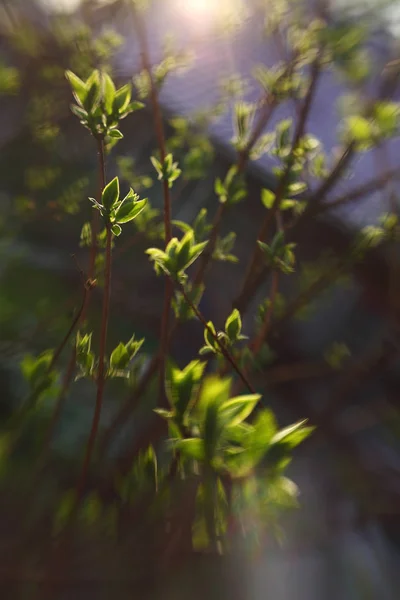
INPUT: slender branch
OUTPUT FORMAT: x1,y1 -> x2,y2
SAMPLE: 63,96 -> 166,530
311,166 -> 400,217
75,138 -> 110,500
48,288 -> 88,373
177,282 -> 256,394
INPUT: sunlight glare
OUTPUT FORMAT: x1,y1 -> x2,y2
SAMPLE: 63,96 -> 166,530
177,0 -> 218,19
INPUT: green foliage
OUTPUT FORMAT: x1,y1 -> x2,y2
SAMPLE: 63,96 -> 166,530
150,153 -> 181,188
66,69 -> 144,143
20,350 -> 56,395
199,309 -> 247,356
214,166 -> 246,205
76,332 -> 95,379
109,335 -> 144,376
89,177 -> 147,234
146,230 -> 207,279
258,233 -> 296,275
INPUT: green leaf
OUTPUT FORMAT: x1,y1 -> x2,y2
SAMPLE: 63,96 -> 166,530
203,399 -> 222,462
102,176 -> 120,211
176,230 -> 193,271
111,223 -> 122,236
261,188 -> 275,209
166,360 -> 206,425
53,490 -> 76,535
113,84 -> 131,114
154,408 -> 175,420
280,199 -> 296,210
70,104 -> 88,122
21,351 -> 53,389
374,101 -> 400,137
150,155 -> 162,178
196,376 -> 231,419
214,177 -> 226,200
110,342 -> 130,370
203,321 -> 217,351
125,101 -> 145,114
345,115 -> 374,150
83,70 -> 101,112
65,70 -> 87,106
171,438 -> 204,461
115,197 -> 147,224
225,308 -> 242,342
81,492 -> 102,527
270,419 -> 314,448
220,394 -> 261,427
188,241 -> 207,267
103,72 -> 116,113
108,129 -> 123,139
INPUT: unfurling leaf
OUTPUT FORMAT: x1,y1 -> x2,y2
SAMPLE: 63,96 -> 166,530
102,176 -> 120,211
114,196 -> 147,224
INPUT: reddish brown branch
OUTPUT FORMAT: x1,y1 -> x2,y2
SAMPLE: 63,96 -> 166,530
76,221 -> 112,499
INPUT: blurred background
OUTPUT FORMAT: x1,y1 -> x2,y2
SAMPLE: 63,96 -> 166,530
1,0 -> 400,598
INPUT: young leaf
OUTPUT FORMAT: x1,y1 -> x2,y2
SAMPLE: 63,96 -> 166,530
171,438 -> 205,461
110,342 -> 130,370
111,223 -> 122,236
113,84 -> 131,114
108,129 -> 123,139
83,70 -> 101,112
114,198 -> 147,224
261,189 -> 276,209
102,176 -> 120,211
270,419 -> 314,448
220,394 -> 261,427
225,308 -> 242,342
103,72 -> 116,113
65,70 -> 87,106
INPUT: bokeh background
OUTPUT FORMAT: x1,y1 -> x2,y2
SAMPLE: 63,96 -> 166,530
1,0 -> 400,598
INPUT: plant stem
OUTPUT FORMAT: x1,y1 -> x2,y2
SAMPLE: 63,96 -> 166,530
75,137 -> 109,500
76,223 -> 112,499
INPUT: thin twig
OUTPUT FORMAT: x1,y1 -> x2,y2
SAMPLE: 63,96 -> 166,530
313,166 -> 400,216
75,137 -> 109,501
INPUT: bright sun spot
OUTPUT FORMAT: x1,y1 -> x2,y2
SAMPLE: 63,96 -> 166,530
177,0 -> 218,19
